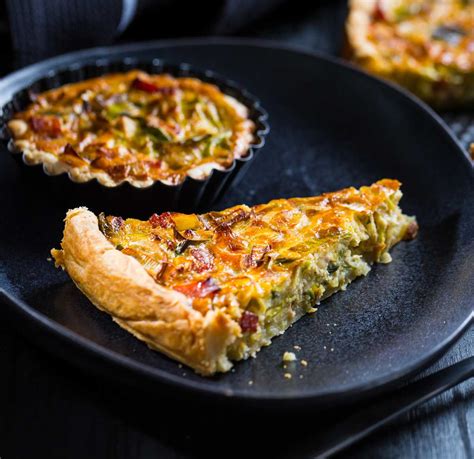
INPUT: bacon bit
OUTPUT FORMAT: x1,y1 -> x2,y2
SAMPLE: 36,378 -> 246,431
190,247 -> 214,273
239,311 -> 258,333
30,115 -> 61,138
404,221 -> 419,240
108,164 -> 131,181
149,212 -> 175,229
149,214 -> 161,227
174,277 -> 220,298
110,216 -> 124,232
373,1 -> 386,21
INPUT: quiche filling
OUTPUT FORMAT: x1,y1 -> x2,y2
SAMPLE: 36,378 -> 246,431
96,179 -> 417,366
8,70 -> 254,186
348,0 -> 474,107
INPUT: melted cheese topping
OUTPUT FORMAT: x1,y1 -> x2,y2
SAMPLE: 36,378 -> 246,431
369,0 -> 474,70
99,179 -> 417,348
355,0 -> 474,105
9,70 -> 254,186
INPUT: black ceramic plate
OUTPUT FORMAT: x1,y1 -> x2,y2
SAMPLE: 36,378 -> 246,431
0,39 -> 472,409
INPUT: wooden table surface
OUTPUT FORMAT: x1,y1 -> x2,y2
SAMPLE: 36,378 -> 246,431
0,1 -> 472,458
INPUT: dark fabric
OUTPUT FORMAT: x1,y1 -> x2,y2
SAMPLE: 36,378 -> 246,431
6,0 -> 126,66
5,0 -> 290,66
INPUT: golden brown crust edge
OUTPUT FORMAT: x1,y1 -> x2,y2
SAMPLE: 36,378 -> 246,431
51,207 -> 240,375
8,71 -> 255,188
346,0 -> 386,71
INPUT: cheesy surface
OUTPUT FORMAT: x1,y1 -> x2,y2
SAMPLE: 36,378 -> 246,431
99,179 -> 417,358
349,0 -> 474,106
8,70 -> 254,186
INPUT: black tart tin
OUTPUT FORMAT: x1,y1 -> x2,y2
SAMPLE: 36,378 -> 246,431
0,58 -> 269,217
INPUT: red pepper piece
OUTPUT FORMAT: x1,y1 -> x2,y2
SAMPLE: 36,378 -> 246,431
239,311 -> 258,333
373,1 -> 386,21
131,77 -> 159,93
174,277 -> 221,298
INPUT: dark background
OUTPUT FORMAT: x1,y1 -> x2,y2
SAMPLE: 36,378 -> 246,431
0,1 -> 472,458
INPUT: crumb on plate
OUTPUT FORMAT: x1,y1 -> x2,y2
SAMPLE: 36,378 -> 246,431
283,351 -> 297,362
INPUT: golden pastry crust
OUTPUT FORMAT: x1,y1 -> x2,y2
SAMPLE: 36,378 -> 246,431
51,208 -> 240,375
347,0 -> 474,108
8,70 -> 254,187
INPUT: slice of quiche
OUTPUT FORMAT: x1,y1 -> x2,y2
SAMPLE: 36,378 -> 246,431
51,179 -> 417,375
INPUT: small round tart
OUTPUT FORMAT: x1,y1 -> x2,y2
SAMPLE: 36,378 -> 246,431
7,70 -> 255,187
347,0 -> 474,108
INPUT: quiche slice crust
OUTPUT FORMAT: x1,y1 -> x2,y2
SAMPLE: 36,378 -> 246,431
347,0 -> 474,108
52,179 -> 418,375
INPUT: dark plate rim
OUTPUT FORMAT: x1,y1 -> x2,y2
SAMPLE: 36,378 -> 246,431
1,37 -> 473,403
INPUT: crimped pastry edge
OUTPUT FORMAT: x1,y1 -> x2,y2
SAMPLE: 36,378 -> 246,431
9,71 -> 255,188
51,207 -> 240,375
346,0 -> 378,60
